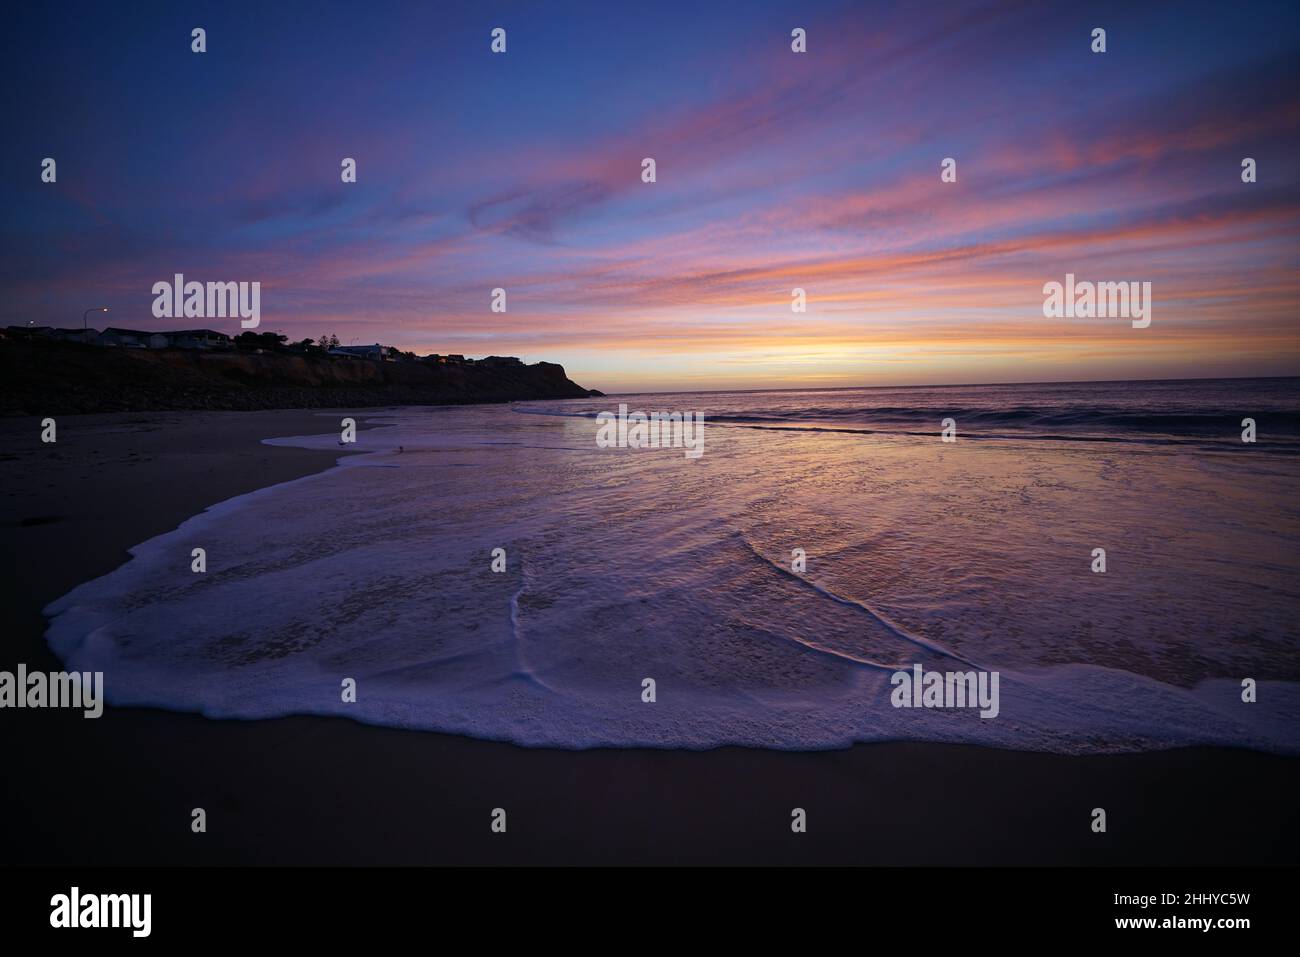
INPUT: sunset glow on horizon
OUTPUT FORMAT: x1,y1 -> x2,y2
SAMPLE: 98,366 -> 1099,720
5,0 -> 1298,393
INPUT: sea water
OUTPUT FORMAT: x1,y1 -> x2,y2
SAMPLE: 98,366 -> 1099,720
44,378 -> 1300,753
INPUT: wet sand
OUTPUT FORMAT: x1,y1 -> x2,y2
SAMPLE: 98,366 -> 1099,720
1,409 -> 1297,865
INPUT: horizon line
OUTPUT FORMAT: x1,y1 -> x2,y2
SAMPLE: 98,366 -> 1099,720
586,373 -> 1300,398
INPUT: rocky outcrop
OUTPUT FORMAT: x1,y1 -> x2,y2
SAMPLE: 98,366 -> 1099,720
0,339 -> 598,415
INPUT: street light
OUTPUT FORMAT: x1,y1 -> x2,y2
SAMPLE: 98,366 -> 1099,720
83,306 -> 108,330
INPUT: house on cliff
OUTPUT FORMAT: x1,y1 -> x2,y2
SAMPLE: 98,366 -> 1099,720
99,327 -> 168,349
165,329 -> 230,349
6,325 -> 98,344
329,344 -> 390,360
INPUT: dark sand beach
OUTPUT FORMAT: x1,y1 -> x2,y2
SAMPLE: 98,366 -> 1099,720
2,409 -> 1297,866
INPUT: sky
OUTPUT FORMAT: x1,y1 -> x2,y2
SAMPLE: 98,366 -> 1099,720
2,0 -> 1298,393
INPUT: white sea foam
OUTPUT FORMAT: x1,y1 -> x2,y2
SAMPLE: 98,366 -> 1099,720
43,396 -> 1300,753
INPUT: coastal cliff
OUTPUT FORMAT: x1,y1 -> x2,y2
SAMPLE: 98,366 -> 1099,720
0,339 -> 598,415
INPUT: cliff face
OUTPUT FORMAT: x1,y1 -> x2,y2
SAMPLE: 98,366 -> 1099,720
0,340 -> 597,415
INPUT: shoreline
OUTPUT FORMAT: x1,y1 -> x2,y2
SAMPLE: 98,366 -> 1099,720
3,408 -> 1298,865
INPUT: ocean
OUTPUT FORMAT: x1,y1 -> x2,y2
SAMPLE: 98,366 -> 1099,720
44,378 -> 1300,753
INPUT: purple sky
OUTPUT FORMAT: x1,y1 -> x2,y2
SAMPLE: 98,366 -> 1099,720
3,0 -> 1298,391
